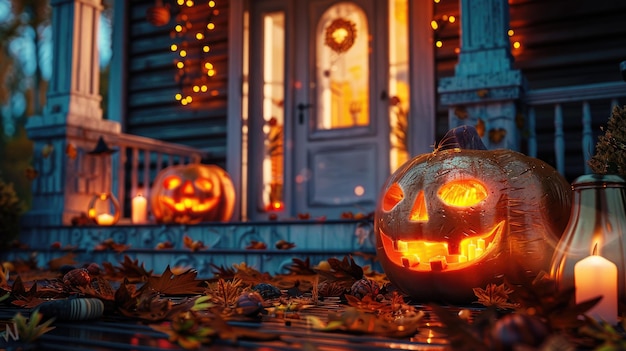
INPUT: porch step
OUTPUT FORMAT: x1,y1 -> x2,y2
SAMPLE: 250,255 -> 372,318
2,219 -> 379,276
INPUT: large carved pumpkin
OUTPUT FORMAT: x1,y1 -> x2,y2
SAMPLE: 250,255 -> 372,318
375,126 -> 572,303
150,164 -> 235,224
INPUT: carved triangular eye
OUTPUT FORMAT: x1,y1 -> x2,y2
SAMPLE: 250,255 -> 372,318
163,176 -> 182,190
382,183 -> 404,211
438,179 -> 487,207
195,178 -> 213,192
409,190 -> 429,222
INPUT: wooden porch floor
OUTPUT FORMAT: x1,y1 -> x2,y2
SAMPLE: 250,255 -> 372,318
0,220 -> 617,350
0,299 -> 463,350
0,218 -> 457,350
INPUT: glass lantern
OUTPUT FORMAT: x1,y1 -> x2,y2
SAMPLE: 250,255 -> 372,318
87,192 -> 121,226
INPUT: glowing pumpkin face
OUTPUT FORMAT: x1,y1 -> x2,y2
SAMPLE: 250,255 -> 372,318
375,126 -> 572,303
150,164 -> 235,224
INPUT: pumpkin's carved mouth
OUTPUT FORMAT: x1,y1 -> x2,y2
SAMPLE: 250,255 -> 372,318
159,196 -> 220,213
380,221 -> 505,271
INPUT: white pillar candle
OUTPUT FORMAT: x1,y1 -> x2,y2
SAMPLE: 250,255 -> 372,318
575,255 -> 618,325
131,194 -> 148,224
96,213 -> 115,226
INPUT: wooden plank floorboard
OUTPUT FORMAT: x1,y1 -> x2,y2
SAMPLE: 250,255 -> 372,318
0,299 -> 460,350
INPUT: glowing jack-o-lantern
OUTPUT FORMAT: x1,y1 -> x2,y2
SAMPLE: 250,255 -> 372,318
375,126 -> 572,303
150,164 -> 235,224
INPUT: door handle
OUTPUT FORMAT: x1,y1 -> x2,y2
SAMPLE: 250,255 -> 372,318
297,103 -> 312,124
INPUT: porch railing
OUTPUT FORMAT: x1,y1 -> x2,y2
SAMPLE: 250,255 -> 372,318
111,133 -> 210,220
524,81 -> 626,177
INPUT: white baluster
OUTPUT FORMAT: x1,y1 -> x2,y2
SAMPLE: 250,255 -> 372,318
581,101 -> 592,174
554,104 -> 565,175
116,145 -> 127,217
528,107 -> 537,157
131,148 -> 140,197
143,149 -> 151,198
156,153 -> 163,172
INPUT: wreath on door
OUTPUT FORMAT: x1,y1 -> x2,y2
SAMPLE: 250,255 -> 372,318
324,18 -> 357,54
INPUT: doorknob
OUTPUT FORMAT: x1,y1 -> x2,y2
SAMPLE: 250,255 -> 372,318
297,103 -> 312,124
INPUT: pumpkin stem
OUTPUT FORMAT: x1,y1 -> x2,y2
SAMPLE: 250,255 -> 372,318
436,125 -> 487,152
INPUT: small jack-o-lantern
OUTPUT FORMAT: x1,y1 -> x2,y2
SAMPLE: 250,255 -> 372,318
375,126 -> 572,303
150,164 -> 235,224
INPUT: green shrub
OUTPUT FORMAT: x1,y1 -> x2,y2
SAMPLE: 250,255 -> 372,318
0,178 -> 23,249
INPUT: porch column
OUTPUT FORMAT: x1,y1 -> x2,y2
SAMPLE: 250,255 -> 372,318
438,0 -> 525,150
24,0 -> 121,226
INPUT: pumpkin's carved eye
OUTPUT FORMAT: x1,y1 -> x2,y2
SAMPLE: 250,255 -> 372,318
409,191 -> 429,221
163,176 -> 182,190
195,178 -> 213,192
382,183 -> 403,211
437,179 -> 487,207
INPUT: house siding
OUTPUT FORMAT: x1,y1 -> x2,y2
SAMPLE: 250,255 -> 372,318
434,0 -> 626,181
126,0 -> 229,166
126,0 -> 626,182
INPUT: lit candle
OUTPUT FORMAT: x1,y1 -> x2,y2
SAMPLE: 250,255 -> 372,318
132,194 -> 148,224
96,213 -> 115,226
574,255 -> 618,325
477,238 -> 485,251
468,242 -> 476,261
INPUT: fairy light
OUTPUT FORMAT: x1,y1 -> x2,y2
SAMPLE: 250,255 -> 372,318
431,1 -> 522,54
431,1 -> 458,50
171,1 -> 218,105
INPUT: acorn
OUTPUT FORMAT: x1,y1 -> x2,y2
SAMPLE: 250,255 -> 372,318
63,268 -> 91,287
252,283 -> 282,300
491,313 -> 549,351
236,292 -> 264,316
349,278 -> 380,299
85,263 -> 100,275
37,297 -> 104,321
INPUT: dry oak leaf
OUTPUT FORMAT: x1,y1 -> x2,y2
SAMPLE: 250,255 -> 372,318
246,240 -> 267,250
47,252 -> 78,271
141,266 -> 205,296
94,238 -> 130,253
117,285 -> 197,322
275,239 -> 296,250
473,283 -> 519,310
156,240 -> 175,249
10,276 -> 47,308
284,257 -> 316,275
320,255 -> 364,282
117,255 -> 153,281
183,235 -> 206,251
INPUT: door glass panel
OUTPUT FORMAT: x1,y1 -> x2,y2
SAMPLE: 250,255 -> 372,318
315,3 -> 369,130
389,0 -> 410,172
261,12 -> 285,212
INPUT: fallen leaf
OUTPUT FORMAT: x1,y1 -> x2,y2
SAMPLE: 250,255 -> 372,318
183,235 -> 206,251
142,266 -> 205,296
47,252 -> 78,271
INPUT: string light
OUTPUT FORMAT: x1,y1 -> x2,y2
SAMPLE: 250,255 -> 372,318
431,0 -> 522,54
171,1 -> 218,105
431,0 -> 459,52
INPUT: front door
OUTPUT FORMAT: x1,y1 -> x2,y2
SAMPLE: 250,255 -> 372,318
248,0 -> 391,220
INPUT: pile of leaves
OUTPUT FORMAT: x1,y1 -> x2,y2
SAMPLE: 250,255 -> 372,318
0,254 -> 625,350
433,272 -> 626,351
